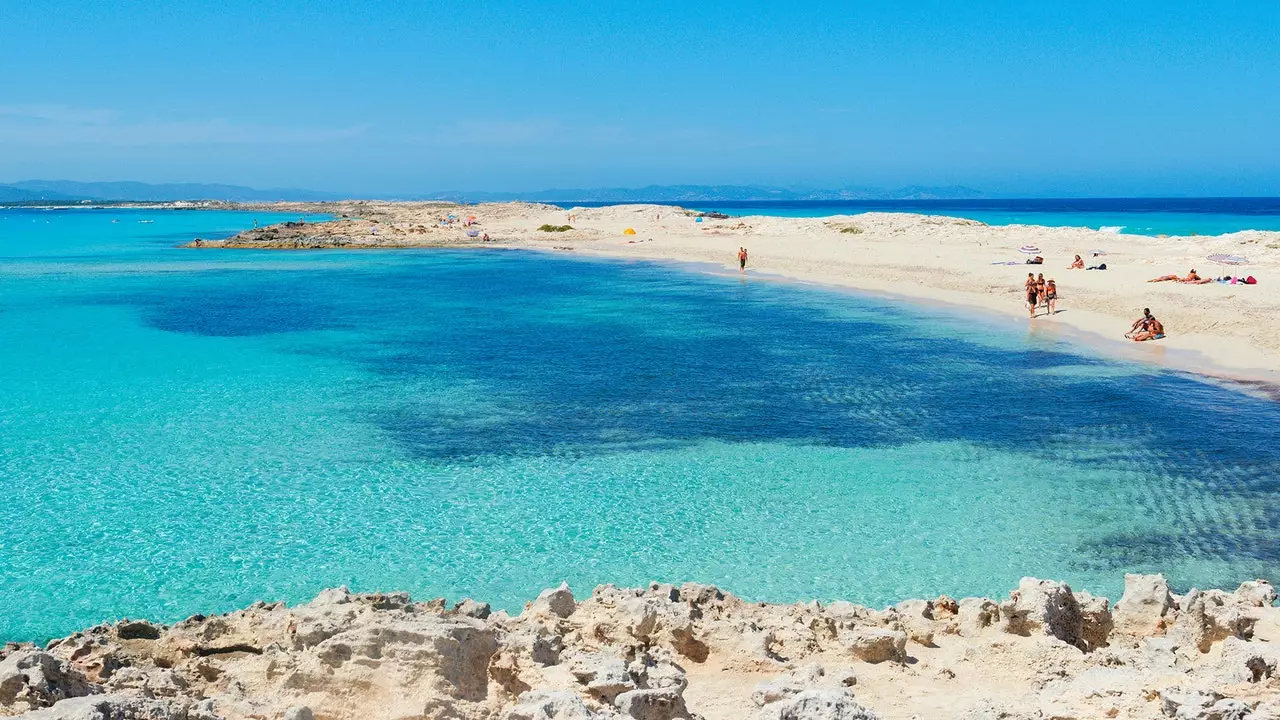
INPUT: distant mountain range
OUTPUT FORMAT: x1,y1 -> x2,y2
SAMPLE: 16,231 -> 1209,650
0,180 -> 987,204
430,184 -> 989,203
0,180 -> 344,203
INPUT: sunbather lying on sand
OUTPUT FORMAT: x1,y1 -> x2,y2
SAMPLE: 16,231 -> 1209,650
1149,269 -> 1210,284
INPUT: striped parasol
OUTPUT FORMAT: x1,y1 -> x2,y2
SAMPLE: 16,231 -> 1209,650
1018,245 -> 1041,254
1206,253 -> 1249,266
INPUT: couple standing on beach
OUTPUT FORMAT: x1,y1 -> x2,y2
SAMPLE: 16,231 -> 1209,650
1024,273 -> 1058,318
738,247 -> 748,272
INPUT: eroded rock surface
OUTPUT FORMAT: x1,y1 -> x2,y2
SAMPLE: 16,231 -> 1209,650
1,576 -> 1275,720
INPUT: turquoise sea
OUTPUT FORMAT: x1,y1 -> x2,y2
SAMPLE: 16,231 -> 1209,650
2,208 -> 1278,642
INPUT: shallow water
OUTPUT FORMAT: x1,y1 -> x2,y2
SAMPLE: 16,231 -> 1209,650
1,209 -> 1277,642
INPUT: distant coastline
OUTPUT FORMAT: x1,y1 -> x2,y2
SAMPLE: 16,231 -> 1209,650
8,196 -> 1280,236
0,179 -> 987,204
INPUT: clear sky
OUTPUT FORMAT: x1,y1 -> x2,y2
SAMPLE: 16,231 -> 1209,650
3,0 -> 1278,196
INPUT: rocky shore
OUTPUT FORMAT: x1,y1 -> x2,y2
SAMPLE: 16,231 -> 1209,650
2,575 -> 1277,720
185,202 -> 593,249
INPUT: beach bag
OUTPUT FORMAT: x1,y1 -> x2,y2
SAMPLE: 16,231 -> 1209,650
1245,276 -> 1257,284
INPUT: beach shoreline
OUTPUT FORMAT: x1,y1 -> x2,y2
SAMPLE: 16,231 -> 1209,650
176,200 -> 1280,390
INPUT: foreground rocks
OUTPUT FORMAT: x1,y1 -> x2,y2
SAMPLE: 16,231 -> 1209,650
1,575 -> 1276,720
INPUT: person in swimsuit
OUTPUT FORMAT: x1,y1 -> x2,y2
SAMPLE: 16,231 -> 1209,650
1025,273 -> 1039,318
1045,279 -> 1058,314
1069,255 -> 1084,269
1036,273 -> 1047,308
1127,308 -> 1153,337
738,247 -> 748,272
1132,316 -> 1165,341
1126,308 -> 1162,340
1150,268 -> 1204,283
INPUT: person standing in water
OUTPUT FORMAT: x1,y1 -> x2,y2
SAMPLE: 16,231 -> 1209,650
738,247 -> 748,272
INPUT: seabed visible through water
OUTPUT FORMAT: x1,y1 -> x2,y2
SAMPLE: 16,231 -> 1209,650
1,208 -> 1277,642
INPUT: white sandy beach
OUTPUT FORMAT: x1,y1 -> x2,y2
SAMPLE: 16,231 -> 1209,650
196,201 -> 1280,386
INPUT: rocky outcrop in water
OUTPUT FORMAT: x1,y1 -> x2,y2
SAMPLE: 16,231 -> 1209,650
184,202 -> 572,249
1,575 -> 1276,720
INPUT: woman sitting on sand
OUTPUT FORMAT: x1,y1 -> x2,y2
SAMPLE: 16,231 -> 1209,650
1045,279 -> 1058,314
1069,255 -> 1084,269
1131,315 -> 1165,341
1125,308 -> 1165,341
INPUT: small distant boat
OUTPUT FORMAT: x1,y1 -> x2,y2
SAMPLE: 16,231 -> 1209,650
138,220 -> 154,224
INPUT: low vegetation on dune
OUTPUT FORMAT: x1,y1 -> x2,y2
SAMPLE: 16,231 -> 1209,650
829,223 -> 864,234
538,224 -> 574,232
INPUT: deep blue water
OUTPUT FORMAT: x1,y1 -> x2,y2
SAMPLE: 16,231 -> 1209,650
564,198 -> 1280,236
1,208 -> 1277,642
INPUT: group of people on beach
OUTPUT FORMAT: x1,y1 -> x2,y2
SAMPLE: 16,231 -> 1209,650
1026,253 -> 1173,342
737,247 -> 748,272
1148,267 -> 1257,285
1024,273 -> 1058,318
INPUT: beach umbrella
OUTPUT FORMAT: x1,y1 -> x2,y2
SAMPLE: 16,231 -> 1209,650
1089,249 -> 1109,256
1206,253 -> 1250,277
1206,253 -> 1249,265
1018,245 -> 1041,254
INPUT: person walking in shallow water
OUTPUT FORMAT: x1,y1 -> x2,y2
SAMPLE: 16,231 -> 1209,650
1025,273 -> 1039,318
738,247 -> 748,272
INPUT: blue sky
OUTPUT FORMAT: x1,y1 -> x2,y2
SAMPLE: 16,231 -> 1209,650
2,0 -> 1278,196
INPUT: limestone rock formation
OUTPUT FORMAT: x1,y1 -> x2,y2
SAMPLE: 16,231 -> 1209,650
1,575 -> 1276,720
1115,573 -> 1176,635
